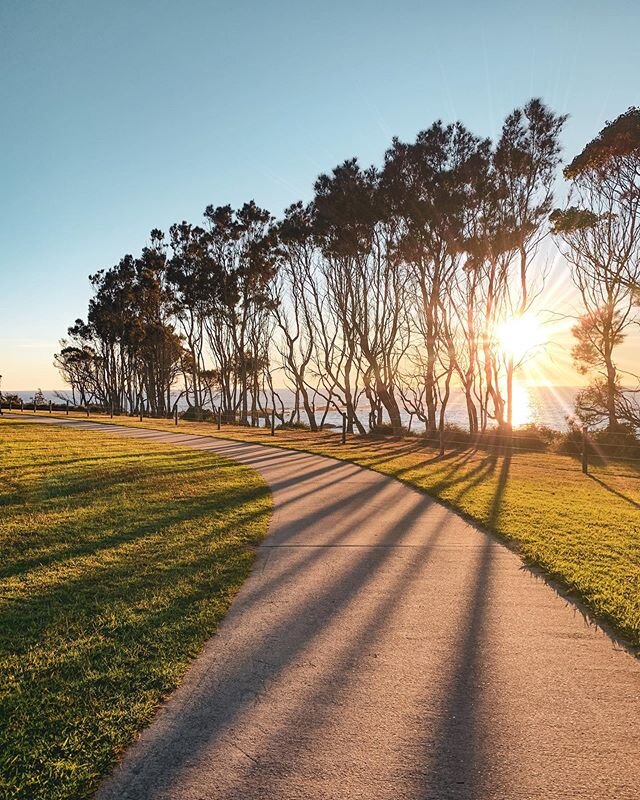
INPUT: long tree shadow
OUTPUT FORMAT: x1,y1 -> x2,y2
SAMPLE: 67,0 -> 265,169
419,451 -> 511,799
587,474 -> 640,509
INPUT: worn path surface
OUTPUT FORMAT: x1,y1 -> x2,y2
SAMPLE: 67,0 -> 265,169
15,416 -> 640,799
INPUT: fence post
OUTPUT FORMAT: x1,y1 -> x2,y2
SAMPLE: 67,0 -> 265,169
65,400 -> 69,416
581,426 -> 589,475
439,426 -> 445,457
8,399 -> 11,412
33,398 -> 36,414
341,413 -> 347,445
86,404 -> 90,417
110,403 -> 114,419
49,400 -> 52,414
139,401 -> 143,422
20,398 -> 24,413
271,411 -> 275,436
174,406 -> 179,426
217,408 -> 221,431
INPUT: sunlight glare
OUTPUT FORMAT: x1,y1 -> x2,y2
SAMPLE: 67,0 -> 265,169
496,314 -> 547,364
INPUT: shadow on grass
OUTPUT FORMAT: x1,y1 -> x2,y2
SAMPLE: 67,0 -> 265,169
587,474 -> 640,510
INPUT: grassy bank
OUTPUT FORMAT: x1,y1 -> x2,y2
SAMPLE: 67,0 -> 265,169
0,418 -> 271,800
33,411 -> 640,648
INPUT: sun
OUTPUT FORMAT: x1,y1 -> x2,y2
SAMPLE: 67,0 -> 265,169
496,313 -> 547,364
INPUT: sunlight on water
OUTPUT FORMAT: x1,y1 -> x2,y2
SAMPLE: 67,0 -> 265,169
512,381 -> 534,427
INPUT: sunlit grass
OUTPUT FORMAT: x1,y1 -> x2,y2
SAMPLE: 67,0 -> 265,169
0,418 -> 271,800
41,411 -> 640,648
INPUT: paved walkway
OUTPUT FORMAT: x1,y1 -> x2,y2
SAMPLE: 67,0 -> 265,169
15,416 -> 640,799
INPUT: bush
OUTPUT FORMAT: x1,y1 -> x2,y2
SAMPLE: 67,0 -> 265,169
277,420 -> 310,431
181,406 -> 215,422
555,424 -> 640,462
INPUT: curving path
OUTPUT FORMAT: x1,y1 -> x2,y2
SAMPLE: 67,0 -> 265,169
14,416 -> 640,799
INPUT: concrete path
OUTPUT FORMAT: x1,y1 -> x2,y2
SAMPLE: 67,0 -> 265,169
14,416 -> 640,799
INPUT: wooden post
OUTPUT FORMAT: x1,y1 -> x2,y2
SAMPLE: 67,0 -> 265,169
65,400 -> 69,415
271,411 -> 275,436
439,425 -> 445,457
86,404 -> 90,417
139,400 -> 143,422
581,426 -> 588,475
110,403 -> 114,419
341,413 -> 347,445
49,400 -> 52,414
33,398 -> 36,413
20,398 -> 24,412
8,399 -> 11,412
174,406 -> 178,426
217,408 -> 222,431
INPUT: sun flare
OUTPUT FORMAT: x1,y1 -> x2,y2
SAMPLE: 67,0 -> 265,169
496,314 -> 547,364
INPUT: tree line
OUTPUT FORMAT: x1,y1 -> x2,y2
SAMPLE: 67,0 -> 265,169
55,101 -> 640,436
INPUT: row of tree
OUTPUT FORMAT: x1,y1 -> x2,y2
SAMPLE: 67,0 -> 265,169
55,101 -> 640,436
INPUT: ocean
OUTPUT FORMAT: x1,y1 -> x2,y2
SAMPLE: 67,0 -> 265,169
7,384 -> 581,431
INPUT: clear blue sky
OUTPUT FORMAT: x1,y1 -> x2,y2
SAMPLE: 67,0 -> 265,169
1,0 -> 638,388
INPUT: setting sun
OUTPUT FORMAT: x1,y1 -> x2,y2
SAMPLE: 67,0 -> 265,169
496,313 -> 547,363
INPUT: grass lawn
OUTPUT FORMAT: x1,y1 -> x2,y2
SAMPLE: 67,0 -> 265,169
36,411 -> 640,649
0,418 -> 271,800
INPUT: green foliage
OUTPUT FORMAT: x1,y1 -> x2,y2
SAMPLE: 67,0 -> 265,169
0,420 -> 271,800
564,106 -> 640,177
549,206 -> 600,233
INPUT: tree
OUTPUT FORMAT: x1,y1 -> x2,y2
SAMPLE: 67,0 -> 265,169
552,107 -> 640,430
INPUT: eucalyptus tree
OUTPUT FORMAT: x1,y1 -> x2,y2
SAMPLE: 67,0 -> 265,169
383,121 -> 485,434
167,221 -> 218,410
270,202 -> 320,430
313,159 -> 406,435
203,202 -> 278,423
552,107 -> 640,430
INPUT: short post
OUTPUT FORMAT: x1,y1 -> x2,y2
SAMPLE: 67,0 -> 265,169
110,403 -> 114,419
49,400 -> 52,414
439,426 -> 445,457
139,401 -> 143,422
33,398 -> 36,414
271,411 -> 275,436
8,399 -> 12,412
20,398 -> 24,413
65,400 -> 69,415
86,404 -> 90,417
581,425 -> 589,475
174,406 -> 178,426
341,413 -> 347,445
217,408 -> 222,431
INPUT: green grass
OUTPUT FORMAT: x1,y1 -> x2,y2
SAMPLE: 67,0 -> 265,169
41,412 -> 640,648
0,418 -> 271,800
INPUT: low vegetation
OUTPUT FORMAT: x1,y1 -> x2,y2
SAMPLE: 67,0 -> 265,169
0,418 -> 271,800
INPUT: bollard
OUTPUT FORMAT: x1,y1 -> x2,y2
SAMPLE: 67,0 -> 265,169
49,400 -> 52,414
66,400 -> 69,415
271,411 -> 275,436
139,403 -> 143,422
341,413 -> 347,445
174,406 -> 178,426
86,404 -> 90,417
110,403 -> 114,419
20,398 -> 24,413
439,426 -> 445,457
581,426 -> 589,475
8,400 -> 11,412
33,398 -> 36,414
217,408 -> 222,431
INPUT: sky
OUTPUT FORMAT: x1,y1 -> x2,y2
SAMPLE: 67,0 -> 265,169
1,0 -> 639,390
